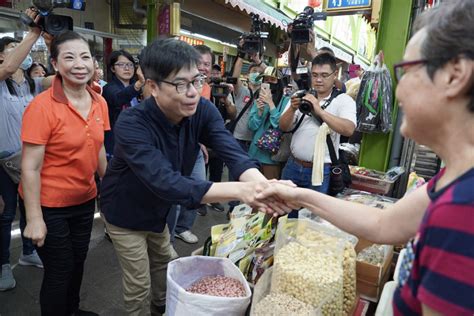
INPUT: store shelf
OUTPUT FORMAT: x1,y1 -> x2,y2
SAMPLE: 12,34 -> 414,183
411,145 -> 440,181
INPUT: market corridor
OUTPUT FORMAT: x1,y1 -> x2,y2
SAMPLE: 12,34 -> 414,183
0,205 -> 228,315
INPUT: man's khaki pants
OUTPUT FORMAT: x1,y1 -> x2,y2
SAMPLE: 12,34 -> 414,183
105,219 -> 176,316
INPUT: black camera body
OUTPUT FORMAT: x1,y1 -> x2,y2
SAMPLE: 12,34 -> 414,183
293,89 -> 318,115
291,6 -> 326,44
20,0 -> 86,35
240,14 -> 268,56
210,77 -> 237,98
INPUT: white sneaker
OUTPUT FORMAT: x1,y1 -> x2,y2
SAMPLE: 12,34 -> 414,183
169,245 -> 179,259
175,230 -> 198,244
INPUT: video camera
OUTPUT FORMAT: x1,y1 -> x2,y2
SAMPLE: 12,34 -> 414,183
240,14 -> 268,56
292,65 -> 317,115
291,6 -> 326,44
20,0 -> 86,36
210,77 -> 238,98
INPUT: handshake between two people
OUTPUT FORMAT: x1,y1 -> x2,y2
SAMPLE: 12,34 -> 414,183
231,180 -> 306,217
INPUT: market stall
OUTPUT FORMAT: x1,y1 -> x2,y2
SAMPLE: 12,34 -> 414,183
170,182 -> 412,315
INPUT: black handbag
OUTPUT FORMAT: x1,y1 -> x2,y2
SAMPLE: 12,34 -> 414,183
326,136 -> 352,196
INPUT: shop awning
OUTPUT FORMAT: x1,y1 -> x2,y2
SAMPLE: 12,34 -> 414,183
224,0 -> 290,30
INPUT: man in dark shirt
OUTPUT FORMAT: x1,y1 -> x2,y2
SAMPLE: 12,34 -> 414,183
99,38 -> 278,316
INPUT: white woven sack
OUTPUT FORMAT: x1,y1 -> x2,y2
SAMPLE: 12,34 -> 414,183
166,256 -> 251,316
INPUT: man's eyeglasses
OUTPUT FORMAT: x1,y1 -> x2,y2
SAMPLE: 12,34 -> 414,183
114,62 -> 135,69
393,59 -> 427,82
311,70 -> 337,80
160,76 -> 206,94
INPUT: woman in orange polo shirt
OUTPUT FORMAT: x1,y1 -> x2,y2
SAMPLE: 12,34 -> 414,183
20,31 -> 109,316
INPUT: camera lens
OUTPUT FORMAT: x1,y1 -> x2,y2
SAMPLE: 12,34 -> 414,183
299,99 -> 312,115
44,14 -> 73,36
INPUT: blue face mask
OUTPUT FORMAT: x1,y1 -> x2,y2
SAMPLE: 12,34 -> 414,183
20,54 -> 33,71
248,72 -> 262,85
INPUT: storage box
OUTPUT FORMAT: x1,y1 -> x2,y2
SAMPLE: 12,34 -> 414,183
355,238 -> 394,301
350,170 -> 395,195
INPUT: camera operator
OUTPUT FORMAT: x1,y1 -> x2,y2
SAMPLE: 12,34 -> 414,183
210,64 -> 236,121
289,27 -> 346,92
279,53 -> 356,216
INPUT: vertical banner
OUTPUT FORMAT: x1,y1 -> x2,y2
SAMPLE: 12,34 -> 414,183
158,4 -> 170,36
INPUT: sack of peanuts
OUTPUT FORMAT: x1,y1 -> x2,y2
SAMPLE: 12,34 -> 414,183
166,256 -> 252,316
271,218 -> 353,315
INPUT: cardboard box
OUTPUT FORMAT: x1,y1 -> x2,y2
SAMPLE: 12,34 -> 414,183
355,238 -> 394,301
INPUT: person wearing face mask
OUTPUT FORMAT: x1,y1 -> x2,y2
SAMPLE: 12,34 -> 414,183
225,51 -> 266,214
248,75 -> 289,180
258,2 -> 474,314
0,8 -> 52,291
230,51 -> 266,149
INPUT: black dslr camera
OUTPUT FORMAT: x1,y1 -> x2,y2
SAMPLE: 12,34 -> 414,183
293,89 -> 318,115
210,77 -> 237,98
292,67 -> 318,116
240,14 -> 268,56
291,6 -> 326,44
20,0 -> 86,35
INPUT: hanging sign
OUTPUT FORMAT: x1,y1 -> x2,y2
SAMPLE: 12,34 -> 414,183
323,0 -> 372,13
158,5 -> 170,36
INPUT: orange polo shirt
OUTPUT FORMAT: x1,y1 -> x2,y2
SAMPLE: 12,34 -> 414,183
201,82 -> 211,100
19,76 -> 110,207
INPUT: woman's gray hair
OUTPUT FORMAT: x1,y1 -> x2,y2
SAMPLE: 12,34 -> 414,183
414,0 -> 474,112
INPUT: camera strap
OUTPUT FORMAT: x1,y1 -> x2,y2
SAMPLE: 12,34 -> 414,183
228,88 -> 258,133
312,88 -> 343,165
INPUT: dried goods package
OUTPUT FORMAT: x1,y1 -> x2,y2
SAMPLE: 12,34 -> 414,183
251,268 -> 321,316
270,219 -> 357,315
166,256 -> 251,316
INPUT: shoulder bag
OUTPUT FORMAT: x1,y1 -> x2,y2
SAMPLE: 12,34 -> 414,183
0,151 -> 22,184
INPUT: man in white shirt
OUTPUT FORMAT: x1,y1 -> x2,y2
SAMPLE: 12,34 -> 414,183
279,53 -> 356,211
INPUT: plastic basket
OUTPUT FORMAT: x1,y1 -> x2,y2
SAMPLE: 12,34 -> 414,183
349,171 -> 395,195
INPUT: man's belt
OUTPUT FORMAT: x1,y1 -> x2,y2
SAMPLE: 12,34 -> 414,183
291,154 -> 313,168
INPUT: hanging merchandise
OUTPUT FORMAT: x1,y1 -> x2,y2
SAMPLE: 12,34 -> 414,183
356,51 -> 393,133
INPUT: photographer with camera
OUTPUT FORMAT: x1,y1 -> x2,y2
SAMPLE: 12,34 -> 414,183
207,64 -> 237,185
0,7 -> 55,291
288,22 -> 346,93
210,64 -> 237,124
279,53 -> 356,215
230,51 -> 265,148
224,39 -> 267,215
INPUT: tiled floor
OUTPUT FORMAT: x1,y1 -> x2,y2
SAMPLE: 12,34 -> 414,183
0,205 -> 228,315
